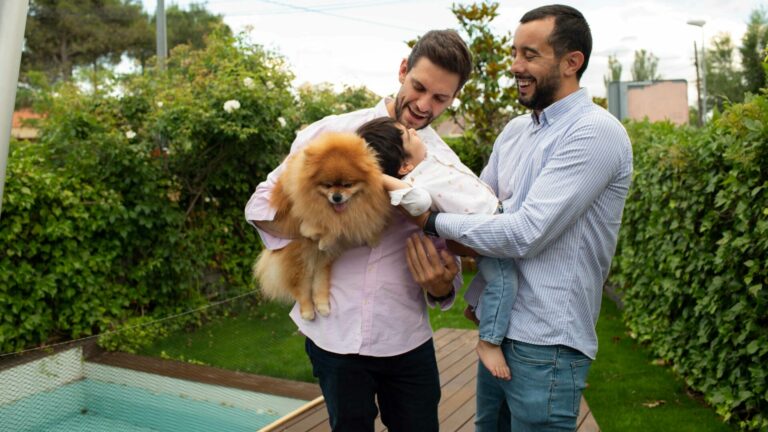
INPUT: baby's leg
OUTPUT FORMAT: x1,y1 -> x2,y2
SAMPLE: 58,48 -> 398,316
475,257 -> 519,380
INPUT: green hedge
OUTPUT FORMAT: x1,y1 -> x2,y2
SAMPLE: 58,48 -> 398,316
0,32 -> 296,353
611,95 -> 768,430
0,31 -> 381,354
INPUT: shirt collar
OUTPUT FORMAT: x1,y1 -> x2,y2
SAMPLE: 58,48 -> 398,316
531,88 -> 590,126
376,97 -> 392,117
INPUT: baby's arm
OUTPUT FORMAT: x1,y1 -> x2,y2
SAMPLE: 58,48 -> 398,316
384,174 -> 434,217
383,174 -> 410,191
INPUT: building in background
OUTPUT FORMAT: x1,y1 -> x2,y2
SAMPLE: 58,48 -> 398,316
607,80 -> 689,125
11,108 -> 42,140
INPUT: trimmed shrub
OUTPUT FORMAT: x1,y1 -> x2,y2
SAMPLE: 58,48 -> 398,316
611,95 -> 768,430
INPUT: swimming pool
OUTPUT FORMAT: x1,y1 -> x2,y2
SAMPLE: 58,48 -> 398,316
0,347 -> 306,432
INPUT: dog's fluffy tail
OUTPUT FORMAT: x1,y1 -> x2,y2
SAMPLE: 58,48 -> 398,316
253,250 -> 294,303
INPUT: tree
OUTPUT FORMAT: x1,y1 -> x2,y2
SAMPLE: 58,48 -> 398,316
22,0 -> 146,82
604,54 -> 623,89
446,1 -> 523,172
740,8 -> 768,95
297,83 -> 379,126
630,49 -> 660,81
127,3 -> 231,72
706,33 -> 745,110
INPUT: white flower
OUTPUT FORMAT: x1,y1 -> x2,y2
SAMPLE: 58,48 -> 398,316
265,81 -> 275,90
243,77 -> 255,89
125,130 -> 136,139
277,117 -> 287,128
156,101 -> 164,108
223,99 -> 241,113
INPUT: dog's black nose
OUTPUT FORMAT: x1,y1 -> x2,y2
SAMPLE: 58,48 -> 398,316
332,193 -> 343,203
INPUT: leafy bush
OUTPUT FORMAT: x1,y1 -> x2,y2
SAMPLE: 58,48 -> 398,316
0,31 -> 300,353
611,95 -> 768,431
297,83 -> 379,127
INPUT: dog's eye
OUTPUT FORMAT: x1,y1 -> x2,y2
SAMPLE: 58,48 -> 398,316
342,183 -> 352,188
322,183 -> 333,188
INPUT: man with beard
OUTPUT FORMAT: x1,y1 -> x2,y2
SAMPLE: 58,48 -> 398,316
412,5 -> 633,431
244,30 -> 471,432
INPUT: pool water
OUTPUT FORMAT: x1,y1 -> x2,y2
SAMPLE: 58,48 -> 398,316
0,378 -> 287,432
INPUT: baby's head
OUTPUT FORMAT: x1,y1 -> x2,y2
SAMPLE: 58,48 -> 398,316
356,117 -> 427,179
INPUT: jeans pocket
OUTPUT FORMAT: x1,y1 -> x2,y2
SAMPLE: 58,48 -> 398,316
570,358 -> 592,415
508,341 -> 557,366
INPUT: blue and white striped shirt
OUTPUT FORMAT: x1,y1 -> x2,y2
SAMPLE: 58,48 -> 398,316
437,89 -> 633,358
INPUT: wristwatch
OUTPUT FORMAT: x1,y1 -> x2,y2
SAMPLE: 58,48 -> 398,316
427,290 -> 453,302
423,211 -> 440,237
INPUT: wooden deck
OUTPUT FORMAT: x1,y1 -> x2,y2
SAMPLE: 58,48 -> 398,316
262,328 -> 600,431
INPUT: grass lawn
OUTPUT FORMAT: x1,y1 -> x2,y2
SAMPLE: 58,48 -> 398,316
585,296 -> 735,431
139,272 -> 734,431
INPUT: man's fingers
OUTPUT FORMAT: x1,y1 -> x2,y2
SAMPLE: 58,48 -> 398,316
406,236 -> 426,282
441,249 -> 458,275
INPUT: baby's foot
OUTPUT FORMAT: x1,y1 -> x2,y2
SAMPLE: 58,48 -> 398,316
477,340 -> 511,380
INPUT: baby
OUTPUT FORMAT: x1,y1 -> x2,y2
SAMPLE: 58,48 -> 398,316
356,117 -> 518,380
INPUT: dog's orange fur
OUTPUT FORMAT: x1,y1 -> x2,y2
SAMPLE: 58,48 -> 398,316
254,132 -> 392,320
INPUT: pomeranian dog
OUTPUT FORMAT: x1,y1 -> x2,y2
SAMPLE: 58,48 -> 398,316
254,132 -> 391,320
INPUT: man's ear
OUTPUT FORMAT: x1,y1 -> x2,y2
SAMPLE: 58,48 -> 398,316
398,161 -> 414,177
562,51 -> 585,78
398,58 -> 408,84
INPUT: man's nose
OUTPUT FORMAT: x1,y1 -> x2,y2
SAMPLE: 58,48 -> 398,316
414,95 -> 431,113
511,56 -> 524,74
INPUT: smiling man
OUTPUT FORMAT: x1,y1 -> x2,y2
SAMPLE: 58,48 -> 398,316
413,5 -> 634,431
245,30 -> 472,432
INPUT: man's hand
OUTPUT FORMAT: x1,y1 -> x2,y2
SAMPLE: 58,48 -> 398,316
398,208 -> 430,230
405,233 -> 458,298
446,240 -> 478,257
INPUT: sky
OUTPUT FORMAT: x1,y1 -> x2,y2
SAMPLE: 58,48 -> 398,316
139,0 -> 766,104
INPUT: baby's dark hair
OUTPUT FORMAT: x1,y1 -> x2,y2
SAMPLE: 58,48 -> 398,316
356,117 -> 407,178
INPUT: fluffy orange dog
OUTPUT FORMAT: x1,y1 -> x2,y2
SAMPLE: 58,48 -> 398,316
254,132 -> 391,320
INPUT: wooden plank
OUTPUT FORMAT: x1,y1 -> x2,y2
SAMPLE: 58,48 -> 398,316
261,397 -> 325,432
270,329 -> 600,432
88,350 -> 321,401
577,396 -> 601,432
276,405 -> 329,431
577,411 -> 601,432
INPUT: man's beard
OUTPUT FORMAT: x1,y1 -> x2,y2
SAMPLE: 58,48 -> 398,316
518,64 -> 561,111
394,95 -> 433,130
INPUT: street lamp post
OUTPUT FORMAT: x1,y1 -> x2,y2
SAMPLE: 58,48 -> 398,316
687,19 -> 706,124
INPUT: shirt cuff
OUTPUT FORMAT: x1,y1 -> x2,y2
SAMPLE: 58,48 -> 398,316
425,288 -> 456,311
389,188 -> 432,216
433,212 -> 466,240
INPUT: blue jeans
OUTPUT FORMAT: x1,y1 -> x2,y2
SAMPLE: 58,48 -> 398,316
477,257 -> 518,345
475,339 -> 592,432
305,338 -> 440,432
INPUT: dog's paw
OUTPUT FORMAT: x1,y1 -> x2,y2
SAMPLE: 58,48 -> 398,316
316,302 -> 331,317
300,309 -> 316,321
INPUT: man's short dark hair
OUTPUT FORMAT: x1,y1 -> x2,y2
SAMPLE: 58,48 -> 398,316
356,117 -> 407,178
407,29 -> 473,93
521,4 -> 592,80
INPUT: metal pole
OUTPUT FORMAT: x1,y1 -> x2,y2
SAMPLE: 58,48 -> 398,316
156,0 -> 168,70
700,30 -> 707,124
693,41 -> 703,127
0,0 -> 30,218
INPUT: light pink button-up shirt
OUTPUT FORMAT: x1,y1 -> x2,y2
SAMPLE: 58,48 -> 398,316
244,99 -> 463,357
